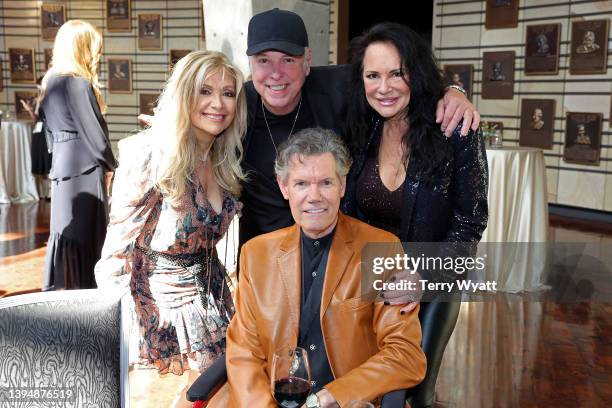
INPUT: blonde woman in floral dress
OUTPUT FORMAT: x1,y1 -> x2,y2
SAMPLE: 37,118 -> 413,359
95,50 -> 247,408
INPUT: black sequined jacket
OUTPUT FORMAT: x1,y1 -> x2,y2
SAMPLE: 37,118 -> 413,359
342,122 -> 489,243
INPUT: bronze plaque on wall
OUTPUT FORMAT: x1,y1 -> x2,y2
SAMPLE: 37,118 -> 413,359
519,99 -> 555,149
444,64 -> 474,100
138,14 -> 163,50
44,48 -> 53,71
485,0 -> 518,29
482,51 -> 515,99
41,3 -> 66,41
563,112 -> 602,166
569,19 -> 609,74
9,48 -> 36,84
107,0 -> 131,32
525,24 -> 560,75
108,58 -> 132,93
139,93 -> 160,116
15,92 -> 38,120
170,49 -> 192,68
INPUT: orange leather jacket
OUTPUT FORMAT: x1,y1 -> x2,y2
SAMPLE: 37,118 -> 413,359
211,213 -> 426,407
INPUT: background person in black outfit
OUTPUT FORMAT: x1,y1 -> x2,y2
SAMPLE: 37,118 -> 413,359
239,8 -> 481,253
341,22 -> 488,408
21,76 -> 52,200
40,20 -> 117,290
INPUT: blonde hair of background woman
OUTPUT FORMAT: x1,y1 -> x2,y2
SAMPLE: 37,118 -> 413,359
149,50 -> 247,203
41,19 -> 106,113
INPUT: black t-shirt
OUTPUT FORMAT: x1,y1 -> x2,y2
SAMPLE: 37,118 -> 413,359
240,95 -> 315,246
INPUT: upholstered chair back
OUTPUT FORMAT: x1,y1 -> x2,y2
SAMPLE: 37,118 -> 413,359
0,290 -> 129,408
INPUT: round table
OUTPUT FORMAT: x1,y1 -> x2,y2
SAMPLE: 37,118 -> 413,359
481,146 -> 548,243
0,120 -> 39,203
479,146 -> 549,292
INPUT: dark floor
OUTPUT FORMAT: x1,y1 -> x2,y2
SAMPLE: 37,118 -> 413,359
1,202 -> 611,407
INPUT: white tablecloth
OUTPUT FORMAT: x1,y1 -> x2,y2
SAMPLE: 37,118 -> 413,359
436,298 -> 544,406
479,146 -> 549,292
0,121 -> 39,203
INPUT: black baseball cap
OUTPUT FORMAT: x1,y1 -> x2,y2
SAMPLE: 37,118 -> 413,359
246,8 -> 309,56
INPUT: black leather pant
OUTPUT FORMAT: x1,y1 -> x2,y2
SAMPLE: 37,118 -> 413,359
382,297 -> 461,408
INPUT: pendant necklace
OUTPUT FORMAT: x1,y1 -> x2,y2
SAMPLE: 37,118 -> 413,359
261,97 -> 302,155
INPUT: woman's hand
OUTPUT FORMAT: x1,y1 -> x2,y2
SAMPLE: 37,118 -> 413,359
137,114 -> 153,127
20,99 -> 38,122
436,87 -> 480,137
105,171 -> 114,196
377,268 -> 422,314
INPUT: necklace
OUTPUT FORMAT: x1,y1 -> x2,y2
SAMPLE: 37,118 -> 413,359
261,97 -> 302,155
195,140 -> 213,166
378,125 -> 409,189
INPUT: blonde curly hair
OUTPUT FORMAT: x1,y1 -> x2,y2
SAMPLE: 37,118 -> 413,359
149,50 -> 247,203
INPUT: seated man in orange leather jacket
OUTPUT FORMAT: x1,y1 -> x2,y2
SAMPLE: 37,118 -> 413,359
208,128 -> 425,408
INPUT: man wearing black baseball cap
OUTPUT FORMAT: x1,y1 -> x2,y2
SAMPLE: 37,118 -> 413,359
238,8 -> 479,253
246,8 -> 309,57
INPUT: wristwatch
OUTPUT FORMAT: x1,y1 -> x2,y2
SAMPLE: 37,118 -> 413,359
305,394 -> 321,408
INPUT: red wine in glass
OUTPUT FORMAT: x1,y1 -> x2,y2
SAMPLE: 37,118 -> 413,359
273,376 -> 311,407
271,346 -> 311,408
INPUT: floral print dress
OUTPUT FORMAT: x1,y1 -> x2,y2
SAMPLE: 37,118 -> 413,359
95,133 -> 240,374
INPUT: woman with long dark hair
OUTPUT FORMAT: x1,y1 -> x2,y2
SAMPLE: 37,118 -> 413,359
342,22 -> 488,407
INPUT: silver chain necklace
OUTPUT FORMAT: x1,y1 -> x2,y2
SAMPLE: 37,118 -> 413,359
261,97 -> 302,155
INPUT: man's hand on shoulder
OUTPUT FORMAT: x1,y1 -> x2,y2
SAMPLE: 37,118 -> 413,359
137,114 -> 153,127
436,87 -> 481,137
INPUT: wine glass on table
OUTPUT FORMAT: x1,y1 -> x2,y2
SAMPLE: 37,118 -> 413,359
271,346 -> 311,407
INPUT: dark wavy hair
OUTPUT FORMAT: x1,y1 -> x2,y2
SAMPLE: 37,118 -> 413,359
346,22 -> 451,177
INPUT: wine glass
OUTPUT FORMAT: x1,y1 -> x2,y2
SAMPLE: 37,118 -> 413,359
271,346 -> 311,407
346,401 -> 375,408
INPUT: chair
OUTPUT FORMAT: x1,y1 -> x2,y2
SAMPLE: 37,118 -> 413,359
187,300 -> 461,408
0,289 -> 130,408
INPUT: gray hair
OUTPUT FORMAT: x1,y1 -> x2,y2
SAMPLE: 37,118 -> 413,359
274,128 -> 352,181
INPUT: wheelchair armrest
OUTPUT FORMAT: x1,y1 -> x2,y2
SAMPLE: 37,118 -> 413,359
186,355 -> 407,406
186,354 -> 227,402
381,389 -> 408,407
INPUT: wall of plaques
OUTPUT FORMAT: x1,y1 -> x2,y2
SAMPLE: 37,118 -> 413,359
433,0 -> 612,212
0,0 -> 206,151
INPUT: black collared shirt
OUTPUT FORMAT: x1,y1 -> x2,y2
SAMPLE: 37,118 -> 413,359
300,229 -> 335,300
299,228 -> 336,393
